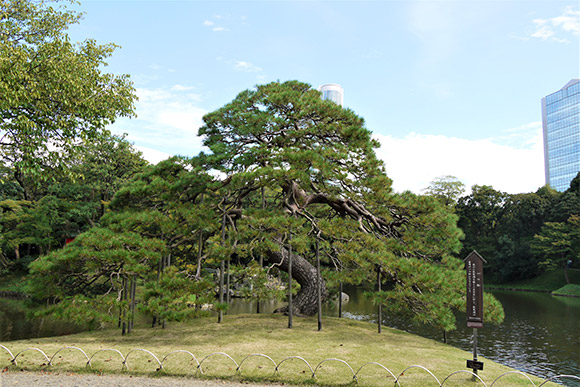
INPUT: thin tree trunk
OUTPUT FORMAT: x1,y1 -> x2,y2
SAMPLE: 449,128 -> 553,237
196,231 -> 203,279
152,253 -> 163,327
316,238 -> 322,331
257,255 -> 262,314
226,258 -> 231,306
129,275 -> 136,333
377,266 -> 382,334
121,276 -> 127,335
288,233 -> 293,329
218,200 -> 227,324
257,186 -> 265,314
339,281 -> 343,318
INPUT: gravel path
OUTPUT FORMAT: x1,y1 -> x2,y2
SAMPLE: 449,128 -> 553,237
0,371 -> 276,386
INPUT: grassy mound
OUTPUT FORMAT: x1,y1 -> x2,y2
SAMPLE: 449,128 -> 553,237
0,314 -> 556,386
552,283 -> 580,297
488,269 -> 580,292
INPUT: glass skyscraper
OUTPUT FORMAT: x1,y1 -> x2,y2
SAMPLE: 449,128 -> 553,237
541,79 -> 580,191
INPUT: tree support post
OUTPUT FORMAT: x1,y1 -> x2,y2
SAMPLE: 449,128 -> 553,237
472,328 -> 478,381
226,258 -> 231,307
339,281 -> 343,318
377,266 -> 382,334
218,200 -> 227,324
288,233 -> 293,329
121,276 -> 127,335
316,238 -> 322,331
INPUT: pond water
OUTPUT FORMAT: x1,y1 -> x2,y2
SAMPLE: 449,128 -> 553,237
1,288 -> 579,385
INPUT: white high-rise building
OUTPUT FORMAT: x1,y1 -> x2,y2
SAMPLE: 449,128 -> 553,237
318,84 -> 344,106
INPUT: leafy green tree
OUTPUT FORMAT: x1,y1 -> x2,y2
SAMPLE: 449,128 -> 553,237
27,81 -> 504,331
198,81 -> 503,329
492,187 -> 560,282
550,172 -> 580,223
27,226 -> 166,325
108,157 -> 219,272
27,158 -> 217,326
0,134 -> 146,273
423,175 -> 465,207
55,133 -> 148,224
532,214 -> 580,284
1,0 -> 136,197
456,185 -> 508,281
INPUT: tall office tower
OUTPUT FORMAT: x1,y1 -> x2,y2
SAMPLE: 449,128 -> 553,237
541,79 -> 580,191
318,84 -> 344,106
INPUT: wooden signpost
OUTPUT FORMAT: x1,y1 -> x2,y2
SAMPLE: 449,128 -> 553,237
465,250 -> 486,377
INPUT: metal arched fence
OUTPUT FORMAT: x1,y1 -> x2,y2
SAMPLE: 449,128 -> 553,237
1,344 -> 578,386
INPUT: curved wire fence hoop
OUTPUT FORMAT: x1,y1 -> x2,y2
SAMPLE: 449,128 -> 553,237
396,364 -> 441,385
0,344 -> 578,385
197,352 -> 239,374
354,362 -> 399,385
124,348 -> 162,371
313,358 -> 356,381
538,375 -> 580,387
275,356 -> 314,376
236,353 -> 277,374
160,350 -> 200,371
48,346 -> 90,367
0,345 -> 14,362
490,370 -> 536,387
12,347 -> 50,366
87,348 -> 126,368
440,370 -> 488,386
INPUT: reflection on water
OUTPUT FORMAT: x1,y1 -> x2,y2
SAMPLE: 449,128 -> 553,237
0,299 -> 84,341
2,288 -> 579,385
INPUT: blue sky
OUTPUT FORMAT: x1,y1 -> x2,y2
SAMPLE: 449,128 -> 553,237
68,0 -> 579,194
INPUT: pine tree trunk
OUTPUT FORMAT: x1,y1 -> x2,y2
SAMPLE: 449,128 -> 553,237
266,246 -> 328,316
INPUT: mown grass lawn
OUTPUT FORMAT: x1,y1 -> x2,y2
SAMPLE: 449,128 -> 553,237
0,314 -> 558,386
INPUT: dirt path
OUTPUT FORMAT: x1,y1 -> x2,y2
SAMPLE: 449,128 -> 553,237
0,371 -> 275,386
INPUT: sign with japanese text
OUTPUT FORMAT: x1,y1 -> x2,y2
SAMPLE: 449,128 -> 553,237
465,251 -> 486,329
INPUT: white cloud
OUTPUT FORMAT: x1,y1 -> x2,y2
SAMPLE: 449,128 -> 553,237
552,7 -> 580,35
531,7 -> 579,43
203,17 -> 228,32
374,122 -> 545,194
134,145 -> 172,165
170,84 -> 195,92
108,86 -> 208,159
234,60 -> 262,72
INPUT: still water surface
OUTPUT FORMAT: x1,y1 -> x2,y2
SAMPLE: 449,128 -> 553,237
1,289 -> 579,385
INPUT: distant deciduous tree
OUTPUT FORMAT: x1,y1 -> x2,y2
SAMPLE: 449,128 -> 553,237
1,0 -> 136,197
423,175 -> 465,206
532,214 -> 580,284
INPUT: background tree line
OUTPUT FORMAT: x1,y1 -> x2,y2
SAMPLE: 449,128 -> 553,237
425,173 -> 580,284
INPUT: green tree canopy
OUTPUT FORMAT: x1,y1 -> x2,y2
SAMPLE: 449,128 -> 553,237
1,0 -> 136,195
199,81 -> 503,330
423,175 -> 465,207
531,214 -> 580,283
27,81 -> 505,331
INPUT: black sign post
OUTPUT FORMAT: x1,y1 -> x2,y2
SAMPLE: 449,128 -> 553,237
465,251 -> 486,378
